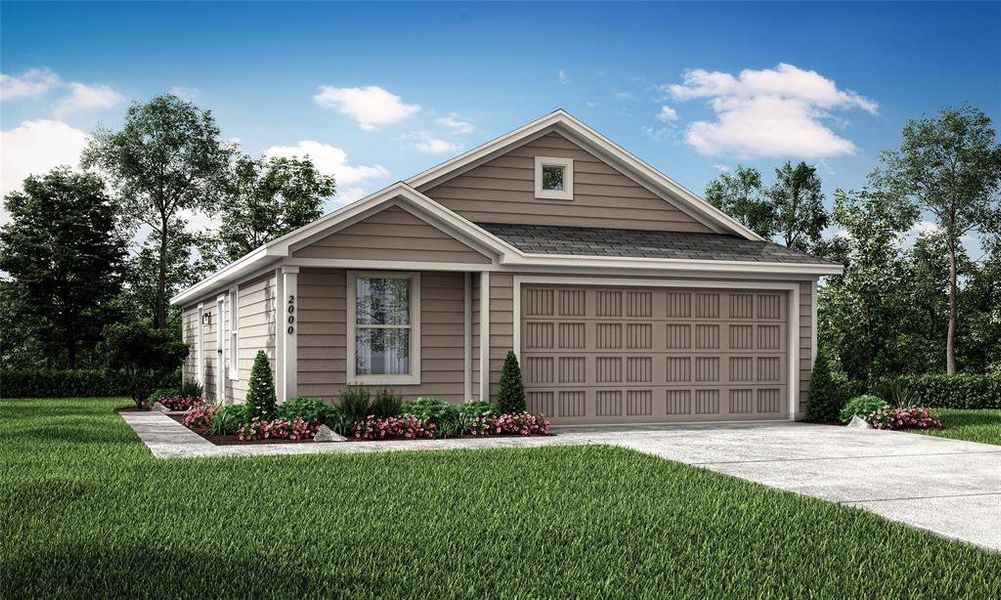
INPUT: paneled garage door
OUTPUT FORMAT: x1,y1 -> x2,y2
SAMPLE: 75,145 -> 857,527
520,285 -> 789,424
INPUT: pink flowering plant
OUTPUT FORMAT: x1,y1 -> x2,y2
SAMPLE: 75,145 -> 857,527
354,415 -> 437,440
182,403 -> 217,430
463,411 -> 551,436
868,406 -> 943,431
238,416 -> 318,441
158,394 -> 202,411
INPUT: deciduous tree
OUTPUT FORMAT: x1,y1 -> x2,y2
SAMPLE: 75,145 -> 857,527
768,161 -> 828,252
82,94 -> 231,328
704,165 -> 775,238
0,168 -> 126,368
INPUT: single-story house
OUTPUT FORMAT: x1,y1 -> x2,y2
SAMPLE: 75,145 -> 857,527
171,110 -> 842,425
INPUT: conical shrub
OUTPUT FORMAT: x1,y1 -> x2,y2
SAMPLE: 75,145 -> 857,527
246,350 -> 276,420
496,350 -> 526,414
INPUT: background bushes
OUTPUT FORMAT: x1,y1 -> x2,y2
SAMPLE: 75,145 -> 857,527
887,374 -> 1001,409
1,368 -> 178,399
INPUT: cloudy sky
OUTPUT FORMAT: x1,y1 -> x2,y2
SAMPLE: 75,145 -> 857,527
2,1 -> 999,242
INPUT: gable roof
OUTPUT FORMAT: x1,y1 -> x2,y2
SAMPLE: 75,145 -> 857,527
406,109 -> 764,241
479,222 -> 837,265
171,111 -> 840,306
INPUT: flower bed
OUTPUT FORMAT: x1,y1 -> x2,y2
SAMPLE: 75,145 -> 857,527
354,415 -> 437,440
239,416 -> 318,441
465,412 -> 551,436
157,394 -> 202,412
868,406 -> 943,431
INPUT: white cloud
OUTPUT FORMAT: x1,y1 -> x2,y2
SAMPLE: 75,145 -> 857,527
656,105 -> 678,122
613,91 -> 633,100
402,131 -> 462,155
54,82 -> 124,116
1,68 -> 60,101
435,114 -> 475,134
713,164 -> 730,172
313,85 -> 419,130
169,86 -> 200,101
263,140 -> 389,187
665,63 -> 877,158
558,70 -> 570,84
1,120 -> 91,223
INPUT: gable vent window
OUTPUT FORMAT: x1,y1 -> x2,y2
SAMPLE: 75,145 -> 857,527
534,156 -> 574,200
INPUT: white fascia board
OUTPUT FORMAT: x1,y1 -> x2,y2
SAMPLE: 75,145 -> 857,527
170,246 -> 279,306
499,252 -> 844,276
405,109 -> 763,241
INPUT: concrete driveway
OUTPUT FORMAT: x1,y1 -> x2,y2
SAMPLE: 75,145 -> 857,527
561,422 -> 1001,552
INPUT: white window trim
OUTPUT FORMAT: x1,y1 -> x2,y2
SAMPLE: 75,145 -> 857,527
346,270 -> 421,386
534,156 -> 574,200
196,303 -> 205,385
228,287 -> 239,381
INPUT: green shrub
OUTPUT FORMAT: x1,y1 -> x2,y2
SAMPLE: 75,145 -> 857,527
100,321 -> 189,407
276,396 -> 332,423
0,369 -> 134,398
497,351 -> 526,414
839,395 -> 889,423
209,404 -> 248,435
457,401 -> 499,420
245,351 -> 276,420
370,388 -> 403,418
338,387 -> 371,421
871,379 -> 913,407
805,346 -> 847,423
887,374 -> 1001,409
401,397 -> 457,425
322,406 -> 352,437
179,379 -> 204,399
147,387 -> 180,405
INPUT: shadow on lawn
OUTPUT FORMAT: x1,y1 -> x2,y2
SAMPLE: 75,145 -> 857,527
1,544 -> 354,598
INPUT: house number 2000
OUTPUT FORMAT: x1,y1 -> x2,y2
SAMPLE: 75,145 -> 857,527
286,295 -> 295,334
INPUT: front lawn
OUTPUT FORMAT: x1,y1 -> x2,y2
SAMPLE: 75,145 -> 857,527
2,398 -> 999,598
914,408 -> 1001,446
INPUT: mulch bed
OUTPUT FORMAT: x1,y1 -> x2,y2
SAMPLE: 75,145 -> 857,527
168,415 -> 324,445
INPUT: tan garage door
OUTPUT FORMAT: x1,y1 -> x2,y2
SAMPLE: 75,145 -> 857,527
520,285 -> 789,425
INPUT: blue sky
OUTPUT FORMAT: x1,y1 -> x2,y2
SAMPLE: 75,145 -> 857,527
2,1 -> 999,241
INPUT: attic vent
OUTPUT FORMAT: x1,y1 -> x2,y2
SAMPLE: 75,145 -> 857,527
534,156 -> 573,200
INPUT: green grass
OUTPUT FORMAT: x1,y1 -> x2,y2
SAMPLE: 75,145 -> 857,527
915,408 -> 1001,446
2,398 -> 999,599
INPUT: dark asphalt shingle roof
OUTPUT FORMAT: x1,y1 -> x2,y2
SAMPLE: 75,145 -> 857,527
477,222 -> 836,265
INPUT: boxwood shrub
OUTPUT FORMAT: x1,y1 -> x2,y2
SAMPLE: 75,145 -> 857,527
888,374 -> 1001,409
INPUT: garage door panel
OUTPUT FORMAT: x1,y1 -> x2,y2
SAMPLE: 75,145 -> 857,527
522,285 -> 790,424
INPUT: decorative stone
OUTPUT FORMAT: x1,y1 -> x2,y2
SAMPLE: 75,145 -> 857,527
313,425 -> 347,442
153,401 -> 170,413
847,415 -> 871,429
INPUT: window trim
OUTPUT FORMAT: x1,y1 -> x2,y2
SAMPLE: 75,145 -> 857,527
346,270 -> 421,386
228,287 -> 239,381
534,156 -> 574,200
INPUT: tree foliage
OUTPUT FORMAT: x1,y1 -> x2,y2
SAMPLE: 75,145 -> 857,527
704,165 -> 775,238
82,94 -> 232,328
496,350 -> 526,414
101,321 -> 188,407
217,155 -> 335,260
872,104 -> 1001,374
0,168 -> 126,368
246,350 -> 277,420
767,161 -> 828,252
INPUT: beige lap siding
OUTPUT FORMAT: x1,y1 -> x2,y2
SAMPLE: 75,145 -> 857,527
232,272 -> 278,404
180,296 -> 220,400
296,268 -> 467,403
471,274 -> 481,399
799,281 -> 813,415
424,132 -> 713,233
292,205 -> 490,264
487,274 -> 515,400
181,304 -> 198,384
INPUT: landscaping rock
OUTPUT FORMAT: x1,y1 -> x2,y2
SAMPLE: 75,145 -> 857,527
153,401 -> 170,413
847,415 -> 871,430
314,425 -> 347,442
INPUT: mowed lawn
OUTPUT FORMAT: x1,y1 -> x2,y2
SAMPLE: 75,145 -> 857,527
914,408 -> 1001,446
2,399 -> 1000,599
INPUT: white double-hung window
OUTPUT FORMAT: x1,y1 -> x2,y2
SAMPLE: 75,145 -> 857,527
347,271 -> 421,385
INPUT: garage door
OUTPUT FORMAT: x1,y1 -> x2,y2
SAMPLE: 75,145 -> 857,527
520,285 -> 789,424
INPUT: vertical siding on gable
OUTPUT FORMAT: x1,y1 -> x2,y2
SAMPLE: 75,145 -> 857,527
233,271 -> 278,404
424,132 -> 713,232
296,268 -> 467,403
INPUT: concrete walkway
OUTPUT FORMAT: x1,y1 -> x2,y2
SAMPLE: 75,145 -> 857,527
121,412 -> 1001,552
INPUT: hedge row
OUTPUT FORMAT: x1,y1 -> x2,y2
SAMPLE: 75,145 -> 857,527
0,369 -> 178,399
889,374 -> 1001,409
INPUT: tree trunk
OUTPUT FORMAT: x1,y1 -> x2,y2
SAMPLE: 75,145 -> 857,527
156,213 -> 168,328
66,339 -> 77,370
946,237 -> 958,375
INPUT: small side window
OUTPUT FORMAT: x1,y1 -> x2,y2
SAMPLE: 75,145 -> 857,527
534,156 -> 573,200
